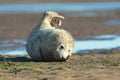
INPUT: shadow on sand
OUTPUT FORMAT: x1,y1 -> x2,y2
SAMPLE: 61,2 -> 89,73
0,55 -> 67,62
0,56 -> 32,62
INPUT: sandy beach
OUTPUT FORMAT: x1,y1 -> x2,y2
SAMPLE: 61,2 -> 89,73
0,54 -> 120,80
0,0 -> 120,80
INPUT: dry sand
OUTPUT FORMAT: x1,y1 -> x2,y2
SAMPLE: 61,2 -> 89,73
0,54 -> 120,80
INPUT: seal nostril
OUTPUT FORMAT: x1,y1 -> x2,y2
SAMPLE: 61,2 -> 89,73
68,50 -> 70,52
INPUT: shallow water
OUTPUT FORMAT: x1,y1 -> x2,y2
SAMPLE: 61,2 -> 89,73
0,35 -> 120,55
0,40 -> 27,55
74,35 -> 120,53
0,2 -> 120,13
105,20 -> 120,26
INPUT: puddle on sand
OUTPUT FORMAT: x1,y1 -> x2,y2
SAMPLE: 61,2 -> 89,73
92,34 -> 119,40
105,20 -> 120,26
0,40 -> 27,55
0,48 -> 27,55
0,2 -> 120,13
74,35 -> 120,53
0,35 -> 120,55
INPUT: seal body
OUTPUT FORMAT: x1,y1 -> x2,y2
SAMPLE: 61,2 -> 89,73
26,29 -> 74,61
26,11 -> 73,61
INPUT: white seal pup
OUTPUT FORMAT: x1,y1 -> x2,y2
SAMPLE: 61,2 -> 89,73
26,29 -> 74,61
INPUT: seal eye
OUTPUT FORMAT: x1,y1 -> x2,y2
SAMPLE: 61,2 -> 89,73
60,45 -> 64,49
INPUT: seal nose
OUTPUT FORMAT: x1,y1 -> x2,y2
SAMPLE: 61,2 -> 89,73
61,55 -> 70,61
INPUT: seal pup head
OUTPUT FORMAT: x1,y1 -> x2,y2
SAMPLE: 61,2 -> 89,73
54,43 -> 73,61
52,29 -> 74,61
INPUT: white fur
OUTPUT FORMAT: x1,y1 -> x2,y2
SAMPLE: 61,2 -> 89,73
26,29 -> 74,61
26,11 -> 73,61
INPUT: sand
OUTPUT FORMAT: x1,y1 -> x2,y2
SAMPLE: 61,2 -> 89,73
0,0 -> 120,80
0,54 -> 120,80
0,10 -> 120,40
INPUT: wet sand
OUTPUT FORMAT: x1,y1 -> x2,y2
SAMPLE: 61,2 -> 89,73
0,10 -> 120,40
